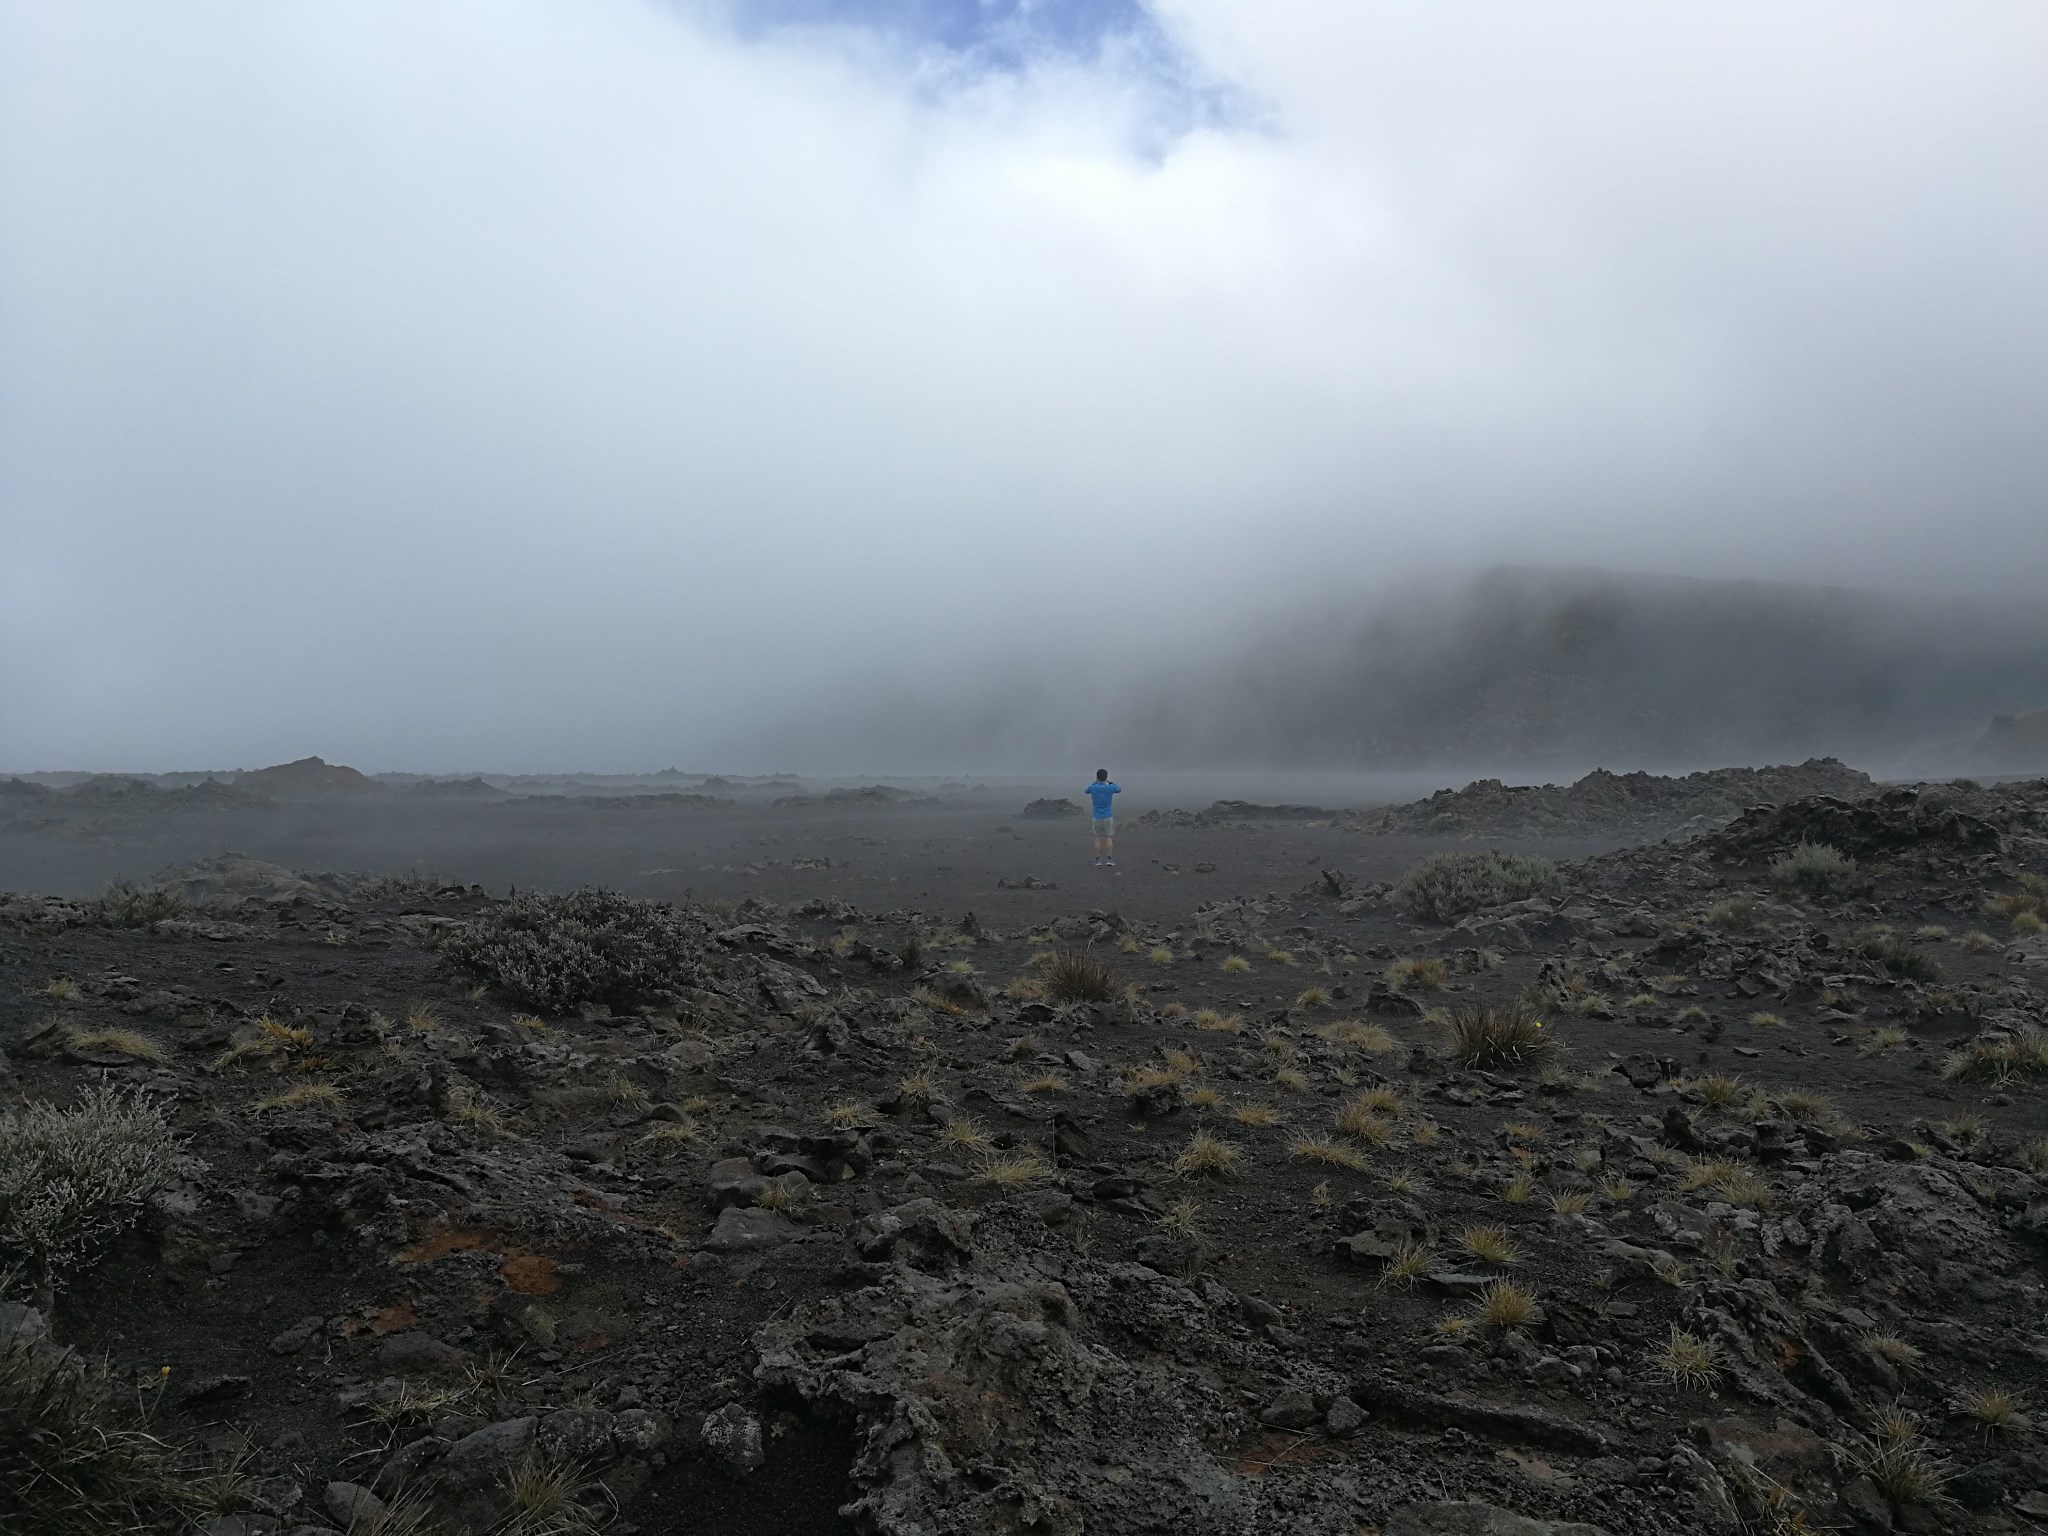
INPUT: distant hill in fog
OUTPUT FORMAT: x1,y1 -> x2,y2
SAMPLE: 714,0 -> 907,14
748,568 -> 2048,773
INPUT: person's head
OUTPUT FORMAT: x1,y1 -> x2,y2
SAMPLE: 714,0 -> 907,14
1096,769 -> 1109,781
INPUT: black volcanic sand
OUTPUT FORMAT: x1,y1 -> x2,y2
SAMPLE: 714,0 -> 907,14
0,793 -> 1623,926
4,780 -> 2048,1535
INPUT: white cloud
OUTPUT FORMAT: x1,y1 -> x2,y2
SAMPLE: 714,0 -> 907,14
2,0 -> 2043,768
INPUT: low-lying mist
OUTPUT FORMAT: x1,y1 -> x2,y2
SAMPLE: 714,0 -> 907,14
733,567 -> 2048,777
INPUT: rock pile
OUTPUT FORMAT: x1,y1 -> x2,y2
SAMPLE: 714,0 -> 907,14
1356,760 -> 1875,840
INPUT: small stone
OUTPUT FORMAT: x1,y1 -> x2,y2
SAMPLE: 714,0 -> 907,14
323,1483 -> 386,1527
269,1316 -> 327,1356
700,1402 -> 765,1477
1259,1389 -> 1318,1430
1325,1396 -> 1366,1436
702,1206 -> 798,1253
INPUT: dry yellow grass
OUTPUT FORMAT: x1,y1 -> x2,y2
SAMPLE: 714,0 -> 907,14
1220,955 -> 1252,974
1231,1102 -> 1284,1127
1174,1130 -> 1241,1178
1387,957 -> 1448,991
1333,1100 -> 1396,1146
1192,1009 -> 1244,1034
1475,1280 -> 1539,1328
1289,1137 -> 1367,1170
940,1117 -> 994,1155
1018,1073 -> 1067,1095
64,1026 -> 166,1062
1315,1020 -> 1398,1053
1461,1225 -> 1518,1265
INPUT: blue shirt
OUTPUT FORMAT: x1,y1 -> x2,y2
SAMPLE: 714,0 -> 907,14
1086,781 -> 1119,818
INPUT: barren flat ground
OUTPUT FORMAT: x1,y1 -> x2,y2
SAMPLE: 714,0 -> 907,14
0,775 -> 1613,926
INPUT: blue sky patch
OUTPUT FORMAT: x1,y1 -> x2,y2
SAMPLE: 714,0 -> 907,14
727,0 -> 1247,143
739,0 -> 1161,73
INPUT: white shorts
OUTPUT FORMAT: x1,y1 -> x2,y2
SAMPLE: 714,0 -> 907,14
1092,818 -> 1114,837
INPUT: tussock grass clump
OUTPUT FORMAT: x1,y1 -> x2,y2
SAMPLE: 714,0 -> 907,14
939,1117 -> 993,1156
1855,929 -> 1943,984
1443,1002 -> 1555,1072
1289,1137 -> 1367,1171
1148,947 -> 1174,967
40,977 -> 79,1001
1964,1387 -> 2024,1429
1316,1020 -> 1397,1053
1386,957 -> 1447,992
85,879 -> 190,929
1192,1009 -> 1244,1034
1231,1103 -> 1284,1128
1,1331 -> 183,1534
1220,955 -> 1252,974
1461,1225 -> 1517,1265
1396,851 -> 1560,924
61,1027 -> 165,1063
1866,1332 -> 1920,1365
1862,1411 -> 1947,1506
977,1153 -> 1051,1189
445,1083 -> 509,1136
1987,877 -> 2048,930
256,1082 -> 346,1113
1174,1130 -> 1241,1178
1777,1088 -> 1839,1123
1333,1100 -> 1396,1146
1355,1086 -> 1404,1116
1767,841 -> 1858,896
1658,1328 -> 1720,1390
1680,1158 -> 1773,1206
1294,986 -> 1328,1009
1043,949 -> 1119,1003
1017,1073 -> 1067,1095
1943,1025 -> 2048,1085
0,1087 -> 180,1293
1475,1279 -> 1539,1329
1684,1073 -> 1746,1109
1378,1241 -> 1434,1289
441,888 -> 707,1012
1549,1189 -> 1592,1215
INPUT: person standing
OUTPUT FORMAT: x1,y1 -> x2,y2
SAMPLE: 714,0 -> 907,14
1086,769 -> 1120,866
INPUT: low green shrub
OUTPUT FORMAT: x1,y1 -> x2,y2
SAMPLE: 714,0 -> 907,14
84,881 -> 187,929
440,889 -> 708,1012
1395,852 -> 1561,924
1855,929 -> 1943,984
0,1088 -> 181,1294
1767,841 -> 1858,896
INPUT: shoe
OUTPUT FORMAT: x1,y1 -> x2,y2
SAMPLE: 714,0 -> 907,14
1104,859 -> 1115,867
1093,857 -> 1102,866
